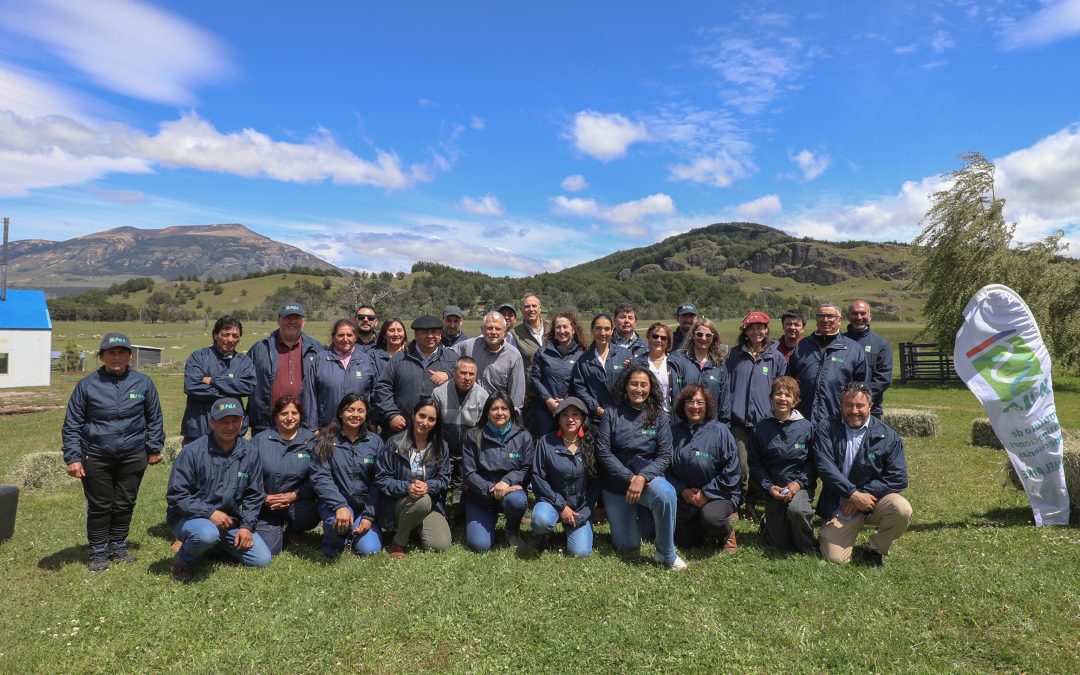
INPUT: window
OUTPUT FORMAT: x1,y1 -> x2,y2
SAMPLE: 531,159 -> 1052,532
0,353 -> 7,375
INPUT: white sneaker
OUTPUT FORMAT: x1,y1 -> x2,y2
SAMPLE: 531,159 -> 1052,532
652,551 -> 688,571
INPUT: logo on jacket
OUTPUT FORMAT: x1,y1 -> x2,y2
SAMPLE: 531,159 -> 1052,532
297,452 -> 309,460
355,371 -> 364,378
128,392 -> 145,399
864,345 -> 872,353
966,330 -> 1042,402
508,452 -> 522,459
761,366 -> 769,375
237,471 -> 249,479
641,428 -> 657,437
830,356 -> 845,363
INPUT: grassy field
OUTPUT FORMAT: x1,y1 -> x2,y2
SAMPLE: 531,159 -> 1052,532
2,321 -> 1077,671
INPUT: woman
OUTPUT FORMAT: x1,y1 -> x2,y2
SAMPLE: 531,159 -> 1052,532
668,385 -> 740,552
633,322 -> 687,414
252,395 -> 319,555
530,311 -> 587,435
748,376 -> 816,554
374,397 -> 452,558
373,317 -> 409,367
180,315 -> 256,445
301,319 -> 378,430
672,317 -> 731,424
570,313 -> 633,420
595,365 -> 685,571
531,397 -> 600,557
309,394 -> 384,557
726,311 -> 787,521
61,333 -> 164,572
461,392 -> 534,552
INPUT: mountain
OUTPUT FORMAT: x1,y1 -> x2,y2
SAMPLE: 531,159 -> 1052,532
6,224 -> 343,295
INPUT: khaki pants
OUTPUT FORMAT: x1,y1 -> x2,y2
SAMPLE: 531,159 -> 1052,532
393,495 -> 452,552
820,493 -> 912,563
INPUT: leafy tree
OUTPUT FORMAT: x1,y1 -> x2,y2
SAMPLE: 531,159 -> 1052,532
58,341 -> 84,372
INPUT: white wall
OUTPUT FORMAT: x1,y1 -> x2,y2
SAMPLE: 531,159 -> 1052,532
0,329 -> 52,388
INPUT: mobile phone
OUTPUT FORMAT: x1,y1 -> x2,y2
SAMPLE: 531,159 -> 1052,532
779,488 -> 790,496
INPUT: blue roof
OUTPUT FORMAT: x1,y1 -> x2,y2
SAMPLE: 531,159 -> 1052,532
0,289 -> 52,330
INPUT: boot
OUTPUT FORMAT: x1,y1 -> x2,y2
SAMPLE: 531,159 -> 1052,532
722,529 -> 738,554
170,558 -> 193,584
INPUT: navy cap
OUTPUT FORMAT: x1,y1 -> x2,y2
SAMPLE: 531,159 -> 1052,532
553,396 -> 588,418
677,303 -> 698,316
411,314 -> 443,330
443,305 -> 463,319
99,333 -> 132,352
210,397 -> 245,420
497,303 -> 516,315
278,302 -> 306,318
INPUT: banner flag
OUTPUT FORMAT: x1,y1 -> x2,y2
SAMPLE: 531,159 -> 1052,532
954,284 -> 1069,525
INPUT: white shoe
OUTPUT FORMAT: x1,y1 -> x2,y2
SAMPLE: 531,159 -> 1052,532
652,551 -> 688,571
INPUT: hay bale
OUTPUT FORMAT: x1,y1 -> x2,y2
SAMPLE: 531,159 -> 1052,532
163,436 -> 185,464
972,418 -> 1005,448
5,452 -> 74,491
1004,436 -> 1080,517
882,408 -> 939,437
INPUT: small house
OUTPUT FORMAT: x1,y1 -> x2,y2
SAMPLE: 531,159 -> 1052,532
0,289 -> 52,388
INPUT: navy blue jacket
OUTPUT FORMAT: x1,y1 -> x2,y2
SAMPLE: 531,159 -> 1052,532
355,335 -> 379,353
166,435 -> 265,531
671,328 -> 688,353
309,431 -> 383,523
613,332 -> 648,359
300,347 -> 379,429
669,351 -> 732,423
726,344 -> 787,429
441,332 -> 468,349
372,342 -> 459,426
748,412 -> 815,493
787,332 -> 868,432
62,367 -> 164,465
246,330 -> 323,433
532,431 -> 600,524
814,416 -> 907,519
181,346 -> 256,439
631,353 -> 689,413
251,427 -> 316,519
531,341 -> 585,403
844,325 -> 893,415
373,432 -> 451,531
595,404 -> 673,494
569,344 -> 633,416
461,423 -> 534,510
667,420 -> 741,511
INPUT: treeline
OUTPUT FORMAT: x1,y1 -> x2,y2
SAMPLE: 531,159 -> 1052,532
169,265 -> 344,282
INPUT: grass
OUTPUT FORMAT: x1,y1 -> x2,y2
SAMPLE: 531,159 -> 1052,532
2,324 -> 1078,671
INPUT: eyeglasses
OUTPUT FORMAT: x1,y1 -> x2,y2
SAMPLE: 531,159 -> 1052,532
648,334 -> 670,342
693,331 -> 713,339
685,399 -> 707,407
815,314 -> 840,320
356,314 -> 377,321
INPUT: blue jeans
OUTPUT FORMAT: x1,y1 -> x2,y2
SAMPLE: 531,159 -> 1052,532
465,490 -> 528,552
531,501 -> 593,557
602,476 -> 678,564
318,504 -> 382,557
255,498 -> 320,556
171,518 -> 272,568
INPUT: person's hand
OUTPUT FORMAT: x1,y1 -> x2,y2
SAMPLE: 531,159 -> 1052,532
334,507 -> 352,532
354,519 -> 372,536
785,482 -> 801,501
769,485 -> 788,501
147,453 -> 163,466
626,475 -> 646,504
209,510 -> 235,529
595,406 -> 605,417
842,491 -> 877,515
559,506 -> 579,527
201,375 -> 213,384
490,481 -> 511,500
233,527 -> 253,550
65,461 -> 85,478
429,369 -> 449,386
689,489 -> 709,508
389,415 -> 407,432
546,398 -> 559,413
265,492 -> 297,510
408,480 -> 428,500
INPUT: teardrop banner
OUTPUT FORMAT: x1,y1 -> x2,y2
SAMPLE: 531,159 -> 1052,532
953,284 -> 1069,525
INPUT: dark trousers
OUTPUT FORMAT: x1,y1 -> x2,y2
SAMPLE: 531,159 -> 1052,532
762,490 -> 815,553
674,498 -> 736,548
81,452 -> 148,552
730,422 -> 761,506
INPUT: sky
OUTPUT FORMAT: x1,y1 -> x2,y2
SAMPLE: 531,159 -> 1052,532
1,0 -> 1080,276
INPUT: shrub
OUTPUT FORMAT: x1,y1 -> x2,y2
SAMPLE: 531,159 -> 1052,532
6,452 -> 73,491
972,418 -> 1004,449
882,408 -> 939,437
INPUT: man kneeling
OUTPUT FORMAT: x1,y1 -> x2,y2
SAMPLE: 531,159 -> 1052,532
166,398 -> 271,583
815,382 -> 912,566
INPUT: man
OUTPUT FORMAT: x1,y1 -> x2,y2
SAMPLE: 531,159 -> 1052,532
612,303 -> 648,359
787,302 -> 868,433
670,303 -> 698,352
167,398 -> 272,583
815,382 -> 911,566
432,357 -> 490,516
354,304 -> 380,352
455,311 -> 526,412
180,315 -> 257,445
246,302 -> 322,436
374,314 -> 459,432
497,303 -> 519,348
441,305 -> 468,348
844,300 -> 893,417
777,310 -> 806,362
511,293 -> 545,430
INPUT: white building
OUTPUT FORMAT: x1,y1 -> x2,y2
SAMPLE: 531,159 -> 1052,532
0,289 -> 52,388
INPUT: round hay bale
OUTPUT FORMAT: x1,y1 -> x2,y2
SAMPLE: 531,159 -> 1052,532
972,418 -> 1005,448
5,452 -> 75,491
163,436 -> 185,464
1003,436 -> 1080,517
882,408 -> 939,437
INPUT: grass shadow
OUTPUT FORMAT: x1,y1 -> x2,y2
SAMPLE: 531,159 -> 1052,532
146,521 -> 173,541
37,545 -> 86,570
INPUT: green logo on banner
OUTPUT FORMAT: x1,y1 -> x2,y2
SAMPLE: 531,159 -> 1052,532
972,335 -> 1043,402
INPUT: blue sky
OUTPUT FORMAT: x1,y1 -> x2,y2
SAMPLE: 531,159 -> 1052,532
2,0 -> 1080,276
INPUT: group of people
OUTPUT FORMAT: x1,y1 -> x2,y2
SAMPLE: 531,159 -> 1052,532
61,293 -> 911,582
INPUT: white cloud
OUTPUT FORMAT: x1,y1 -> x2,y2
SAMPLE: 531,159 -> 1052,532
669,151 -> 752,187
570,110 -> 650,161
696,35 -> 808,115
790,149 -> 831,181
931,30 -> 955,53
551,193 -> 676,236
893,43 -> 919,55
550,196 -> 600,218
0,64 -> 95,120
560,174 -> 588,192
734,194 -> 782,219
470,116 -> 486,130
97,189 -> 145,204
1002,0 -> 1080,50
0,111 -> 435,195
458,193 -> 505,217
1,0 -> 233,105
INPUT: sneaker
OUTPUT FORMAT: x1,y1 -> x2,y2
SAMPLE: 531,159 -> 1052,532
652,551 -> 689,571
88,551 -> 109,573
722,530 -> 738,554
389,542 -> 407,560
506,530 -> 524,550
862,548 -> 884,567
108,546 -> 138,564
170,559 -> 193,584
170,539 -> 182,554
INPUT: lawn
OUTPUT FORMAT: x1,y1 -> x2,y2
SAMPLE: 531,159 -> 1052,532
1,324 -> 1077,672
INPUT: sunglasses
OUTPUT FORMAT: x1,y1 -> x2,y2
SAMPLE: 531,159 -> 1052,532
648,334 -> 670,341
356,314 -> 377,321
693,331 -> 713,339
